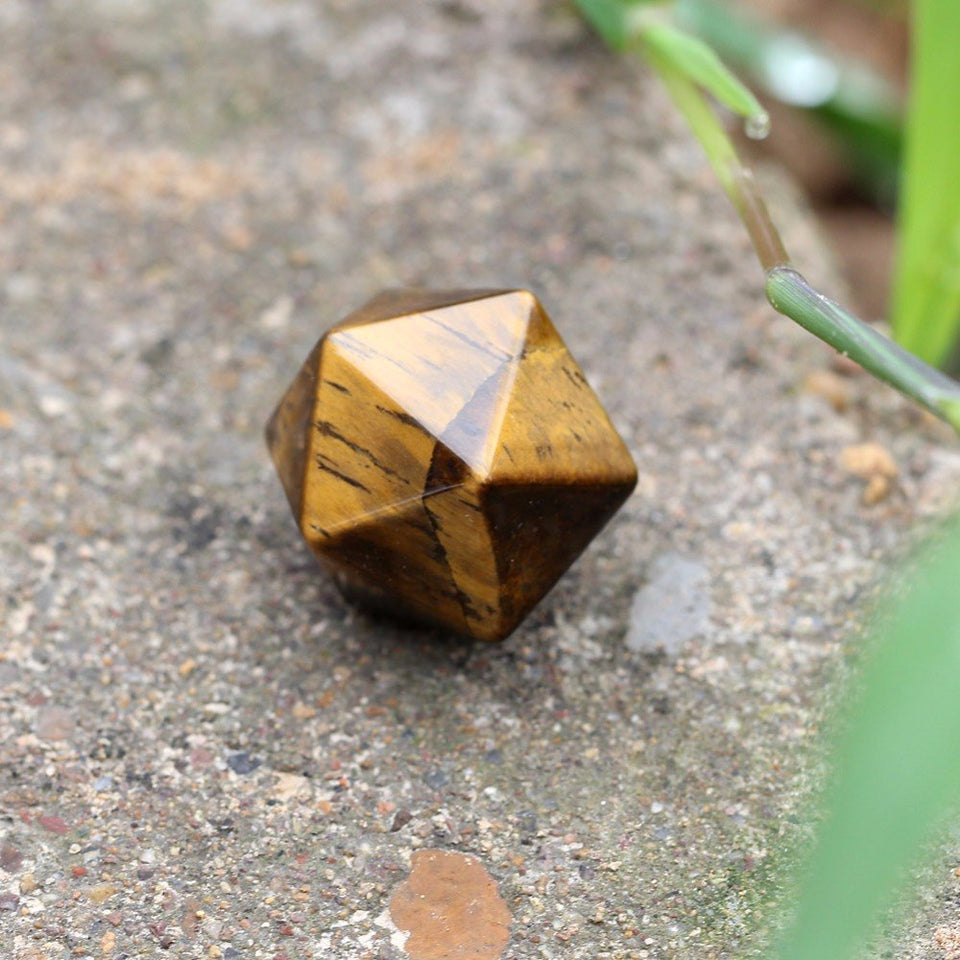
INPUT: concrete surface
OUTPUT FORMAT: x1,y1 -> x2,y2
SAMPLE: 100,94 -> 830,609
1,1 -> 959,958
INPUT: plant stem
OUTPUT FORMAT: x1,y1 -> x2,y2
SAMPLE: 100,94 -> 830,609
641,32 -> 960,436
644,45 -> 788,270
642,41 -> 788,272
767,269 -> 960,431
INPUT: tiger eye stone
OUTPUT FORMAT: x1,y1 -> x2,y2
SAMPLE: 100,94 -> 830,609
265,288 -> 637,641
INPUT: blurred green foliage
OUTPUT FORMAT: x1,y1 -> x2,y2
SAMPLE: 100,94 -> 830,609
891,0 -> 960,369
773,516 -> 960,960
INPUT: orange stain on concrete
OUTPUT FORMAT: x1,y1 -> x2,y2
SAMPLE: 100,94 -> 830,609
389,850 -> 511,960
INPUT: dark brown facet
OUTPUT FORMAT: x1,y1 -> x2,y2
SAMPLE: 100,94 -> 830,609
265,288 -> 637,641
481,480 -> 635,640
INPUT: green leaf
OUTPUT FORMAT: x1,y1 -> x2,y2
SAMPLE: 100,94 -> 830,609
892,0 -> 960,367
774,516 -> 960,960
575,0 -> 767,127
641,22 -> 766,126
766,267 -> 960,434
573,0 -> 645,50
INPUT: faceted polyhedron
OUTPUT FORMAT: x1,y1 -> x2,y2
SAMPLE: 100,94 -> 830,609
265,288 -> 637,641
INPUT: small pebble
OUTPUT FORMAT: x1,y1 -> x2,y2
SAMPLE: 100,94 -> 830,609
35,706 -> 74,742
0,892 -> 20,911
227,752 -> 261,775
625,554 -> 712,656
38,394 -> 70,418
1,843 -> 23,873
423,769 -> 449,790
840,443 -> 898,504
517,811 -> 538,835
840,442 -> 898,479
391,809 -> 414,832
37,815 -> 70,835
259,295 -> 293,330
85,883 -> 117,904
862,474 -> 893,505
803,369 -> 850,412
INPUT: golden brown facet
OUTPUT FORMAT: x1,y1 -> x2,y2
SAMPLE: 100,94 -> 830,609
266,288 -> 637,641
264,340 -> 322,518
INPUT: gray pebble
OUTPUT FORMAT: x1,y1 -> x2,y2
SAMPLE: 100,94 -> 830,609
227,752 -> 261,775
625,553 -> 712,655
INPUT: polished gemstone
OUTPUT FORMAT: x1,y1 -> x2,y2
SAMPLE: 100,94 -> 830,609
266,288 -> 637,641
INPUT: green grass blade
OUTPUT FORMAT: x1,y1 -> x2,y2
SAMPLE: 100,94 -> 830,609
574,0 -> 767,128
774,516 -> 960,960
573,0 -> 647,51
891,0 -> 960,367
641,22 -> 767,126
766,268 -> 960,434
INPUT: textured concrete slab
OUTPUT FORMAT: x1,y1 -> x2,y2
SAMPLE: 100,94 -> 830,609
1,2 -> 958,958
